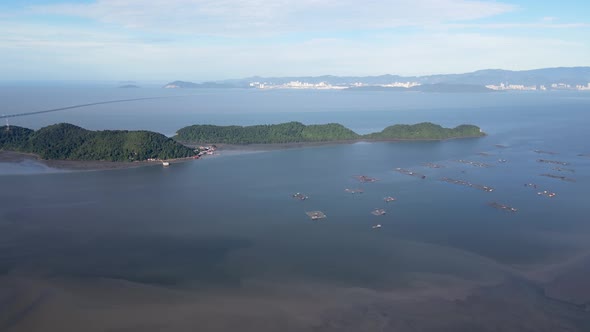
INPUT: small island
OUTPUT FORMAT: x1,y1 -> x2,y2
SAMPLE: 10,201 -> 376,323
163,81 -> 238,89
174,121 -> 485,144
1,122 -> 484,167
0,123 -> 197,162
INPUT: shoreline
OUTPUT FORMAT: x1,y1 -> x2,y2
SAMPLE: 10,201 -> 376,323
0,151 -> 196,171
1,135 -> 483,171
192,135 -> 486,152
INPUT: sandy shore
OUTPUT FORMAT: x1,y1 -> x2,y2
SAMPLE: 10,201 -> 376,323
0,151 -> 196,171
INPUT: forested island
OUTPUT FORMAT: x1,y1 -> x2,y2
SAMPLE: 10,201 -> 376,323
175,121 -> 484,144
0,123 -> 196,162
0,122 -> 484,163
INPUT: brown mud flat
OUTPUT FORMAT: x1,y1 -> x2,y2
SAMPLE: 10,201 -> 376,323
2,275 -> 590,332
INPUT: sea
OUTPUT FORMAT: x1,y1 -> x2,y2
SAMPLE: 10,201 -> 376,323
1,85 -> 590,330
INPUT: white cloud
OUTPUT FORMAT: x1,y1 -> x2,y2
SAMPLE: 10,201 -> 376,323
2,0 -> 589,80
2,21 -> 588,80
30,0 -> 516,36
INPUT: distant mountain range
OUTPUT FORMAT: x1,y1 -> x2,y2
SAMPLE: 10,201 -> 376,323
240,67 -> 590,86
163,67 -> 590,92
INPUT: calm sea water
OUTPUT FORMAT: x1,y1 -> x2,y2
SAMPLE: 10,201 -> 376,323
1,87 -> 590,290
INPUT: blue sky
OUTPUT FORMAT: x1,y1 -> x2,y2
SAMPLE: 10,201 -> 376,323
1,0 -> 589,80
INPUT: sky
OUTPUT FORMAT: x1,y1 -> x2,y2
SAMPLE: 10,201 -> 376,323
1,0 -> 589,81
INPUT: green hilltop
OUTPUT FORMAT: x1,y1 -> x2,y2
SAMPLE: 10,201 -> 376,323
365,123 -> 484,140
174,121 -> 484,144
174,122 -> 360,144
0,123 -> 196,162
0,121 -> 485,162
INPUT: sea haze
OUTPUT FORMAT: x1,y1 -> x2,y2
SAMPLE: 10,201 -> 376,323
1,87 -> 590,331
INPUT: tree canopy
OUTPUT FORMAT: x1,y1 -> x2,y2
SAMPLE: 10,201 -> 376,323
0,123 -> 196,161
364,122 -> 484,140
174,121 -> 360,144
175,121 -> 484,144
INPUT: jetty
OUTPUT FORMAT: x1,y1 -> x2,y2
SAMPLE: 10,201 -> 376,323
395,168 -> 426,179
371,209 -> 386,216
440,177 -> 494,192
306,211 -> 327,220
540,173 -> 576,182
489,202 -> 518,212
537,159 -> 570,166
345,188 -> 364,194
456,160 -> 491,168
292,192 -> 308,200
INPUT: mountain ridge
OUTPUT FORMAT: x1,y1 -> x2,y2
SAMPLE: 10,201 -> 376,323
165,67 -> 590,89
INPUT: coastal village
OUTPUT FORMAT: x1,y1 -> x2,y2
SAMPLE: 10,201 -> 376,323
154,145 -> 217,166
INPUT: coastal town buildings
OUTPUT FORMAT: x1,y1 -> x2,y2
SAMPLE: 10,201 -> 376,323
486,82 -> 590,91
249,81 -> 421,90
247,80 -> 590,91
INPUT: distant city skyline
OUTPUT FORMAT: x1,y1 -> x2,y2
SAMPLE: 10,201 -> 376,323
1,0 -> 589,80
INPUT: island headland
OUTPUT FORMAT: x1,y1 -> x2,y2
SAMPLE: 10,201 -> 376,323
1,122 -> 485,169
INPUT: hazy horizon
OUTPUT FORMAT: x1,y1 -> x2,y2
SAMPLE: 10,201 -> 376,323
0,66 -> 589,85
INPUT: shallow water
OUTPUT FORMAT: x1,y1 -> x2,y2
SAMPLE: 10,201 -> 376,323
1,89 -> 590,289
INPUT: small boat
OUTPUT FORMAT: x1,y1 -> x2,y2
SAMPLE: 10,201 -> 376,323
306,211 -> 327,220
162,161 -> 170,167
371,208 -> 386,216
384,196 -> 397,202
345,188 -> 364,194
292,192 -> 308,200
537,191 -> 556,198
372,224 -> 382,229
